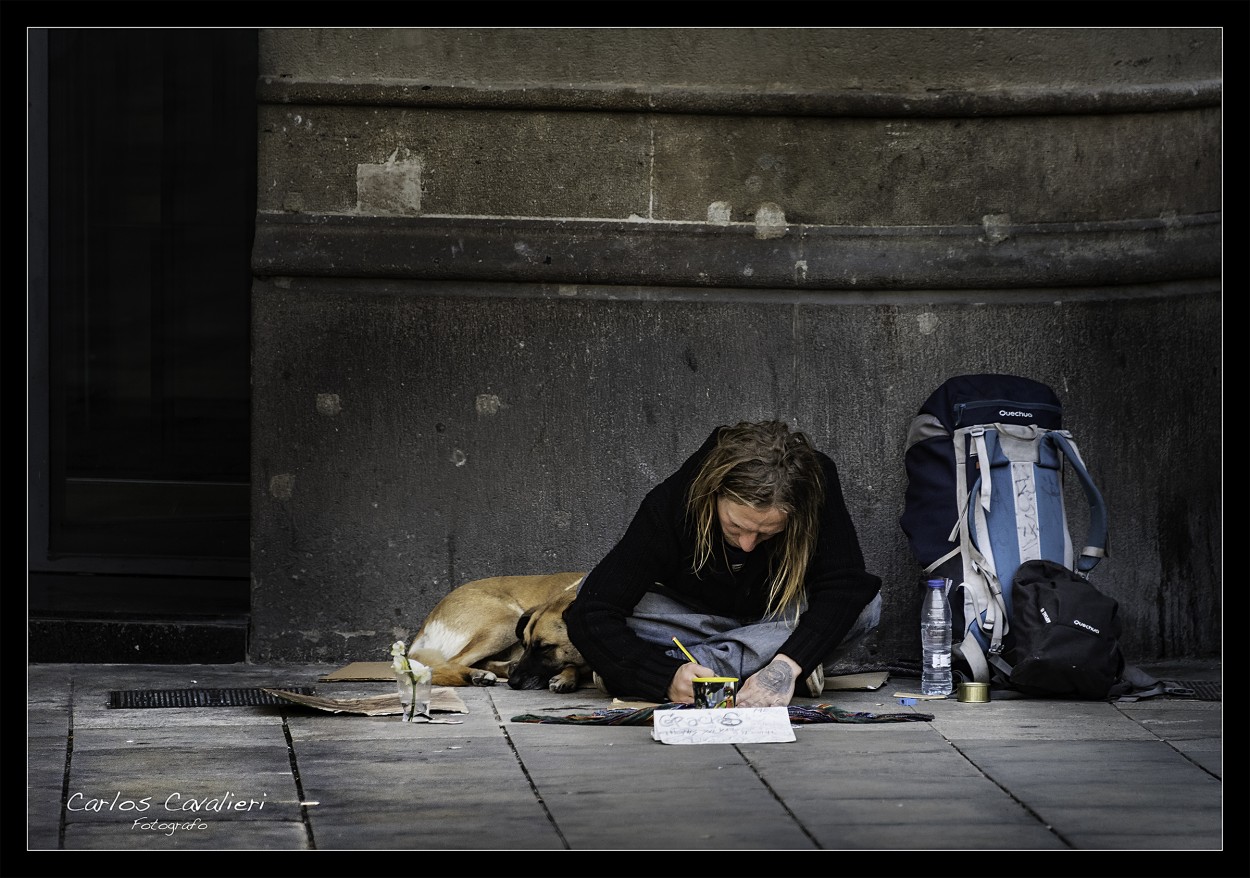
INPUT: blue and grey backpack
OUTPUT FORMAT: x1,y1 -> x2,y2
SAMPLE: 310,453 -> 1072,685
899,374 -> 1112,690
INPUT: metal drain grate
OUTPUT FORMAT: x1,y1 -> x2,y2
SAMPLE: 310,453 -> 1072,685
1163,680 -> 1221,701
107,687 -> 316,709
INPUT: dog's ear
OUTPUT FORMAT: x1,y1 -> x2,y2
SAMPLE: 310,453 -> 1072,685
515,613 -> 533,641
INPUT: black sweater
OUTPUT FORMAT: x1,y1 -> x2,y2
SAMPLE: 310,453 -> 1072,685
564,427 -> 882,703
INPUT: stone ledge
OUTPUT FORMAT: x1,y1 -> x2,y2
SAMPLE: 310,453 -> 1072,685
251,212 -> 1221,290
257,78 -> 1223,118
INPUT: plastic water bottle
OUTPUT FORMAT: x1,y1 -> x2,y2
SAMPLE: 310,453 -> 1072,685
921,577 -> 953,696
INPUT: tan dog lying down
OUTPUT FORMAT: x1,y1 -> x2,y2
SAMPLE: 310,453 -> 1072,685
406,572 -> 592,692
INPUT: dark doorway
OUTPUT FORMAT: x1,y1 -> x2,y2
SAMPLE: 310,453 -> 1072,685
29,29 -> 257,661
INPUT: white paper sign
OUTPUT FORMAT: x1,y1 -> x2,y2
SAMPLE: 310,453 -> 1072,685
651,706 -> 796,745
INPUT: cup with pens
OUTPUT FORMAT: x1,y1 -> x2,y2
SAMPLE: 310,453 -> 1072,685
673,637 -> 738,708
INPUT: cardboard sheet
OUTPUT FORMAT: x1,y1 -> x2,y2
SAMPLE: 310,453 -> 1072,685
319,662 -> 398,682
262,686 -> 468,717
823,671 -> 890,691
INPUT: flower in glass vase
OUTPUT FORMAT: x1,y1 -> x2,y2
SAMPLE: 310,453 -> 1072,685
391,640 -> 433,722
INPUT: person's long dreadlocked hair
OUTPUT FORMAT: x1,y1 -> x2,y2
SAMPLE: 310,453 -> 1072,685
686,420 -> 826,624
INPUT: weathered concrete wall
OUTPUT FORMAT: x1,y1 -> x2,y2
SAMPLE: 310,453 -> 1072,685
249,28 -> 1222,667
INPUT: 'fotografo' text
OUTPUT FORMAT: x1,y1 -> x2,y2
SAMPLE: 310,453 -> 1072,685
132,818 -> 208,837
67,791 -> 268,813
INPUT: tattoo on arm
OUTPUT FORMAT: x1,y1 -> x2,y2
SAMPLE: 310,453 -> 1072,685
755,660 -> 794,695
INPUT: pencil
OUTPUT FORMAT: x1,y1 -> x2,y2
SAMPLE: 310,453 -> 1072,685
672,637 -> 698,665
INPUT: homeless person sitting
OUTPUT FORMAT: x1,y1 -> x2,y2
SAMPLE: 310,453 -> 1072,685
563,419 -> 883,707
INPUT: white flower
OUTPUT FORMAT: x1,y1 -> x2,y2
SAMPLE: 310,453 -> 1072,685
407,659 -> 432,684
390,640 -> 411,674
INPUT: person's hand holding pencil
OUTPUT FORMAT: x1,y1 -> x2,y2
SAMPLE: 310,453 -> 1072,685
667,637 -> 716,704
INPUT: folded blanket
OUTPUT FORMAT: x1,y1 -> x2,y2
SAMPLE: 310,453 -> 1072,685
511,702 -> 934,725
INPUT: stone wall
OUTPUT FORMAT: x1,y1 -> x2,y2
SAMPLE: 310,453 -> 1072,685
249,28 -> 1222,666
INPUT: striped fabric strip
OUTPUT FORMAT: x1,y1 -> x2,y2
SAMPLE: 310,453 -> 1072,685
511,703 -> 935,725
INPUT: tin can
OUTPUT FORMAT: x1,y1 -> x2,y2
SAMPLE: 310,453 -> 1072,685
957,682 -> 990,703
692,676 -> 738,708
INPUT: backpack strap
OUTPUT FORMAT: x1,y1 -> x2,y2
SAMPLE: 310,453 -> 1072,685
987,651 -> 1016,686
947,425 -> 1011,682
963,426 -> 1009,656
1047,431 -> 1109,573
1109,664 -> 1167,702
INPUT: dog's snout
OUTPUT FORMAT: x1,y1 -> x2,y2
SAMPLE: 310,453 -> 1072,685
507,649 -> 554,690
507,670 -> 545,690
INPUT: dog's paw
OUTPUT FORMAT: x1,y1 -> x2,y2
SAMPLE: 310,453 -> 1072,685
548,675 -> 577,694
469,669 -> 498,686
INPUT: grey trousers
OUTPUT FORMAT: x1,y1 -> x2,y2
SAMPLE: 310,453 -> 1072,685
625,590 -> 883,680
